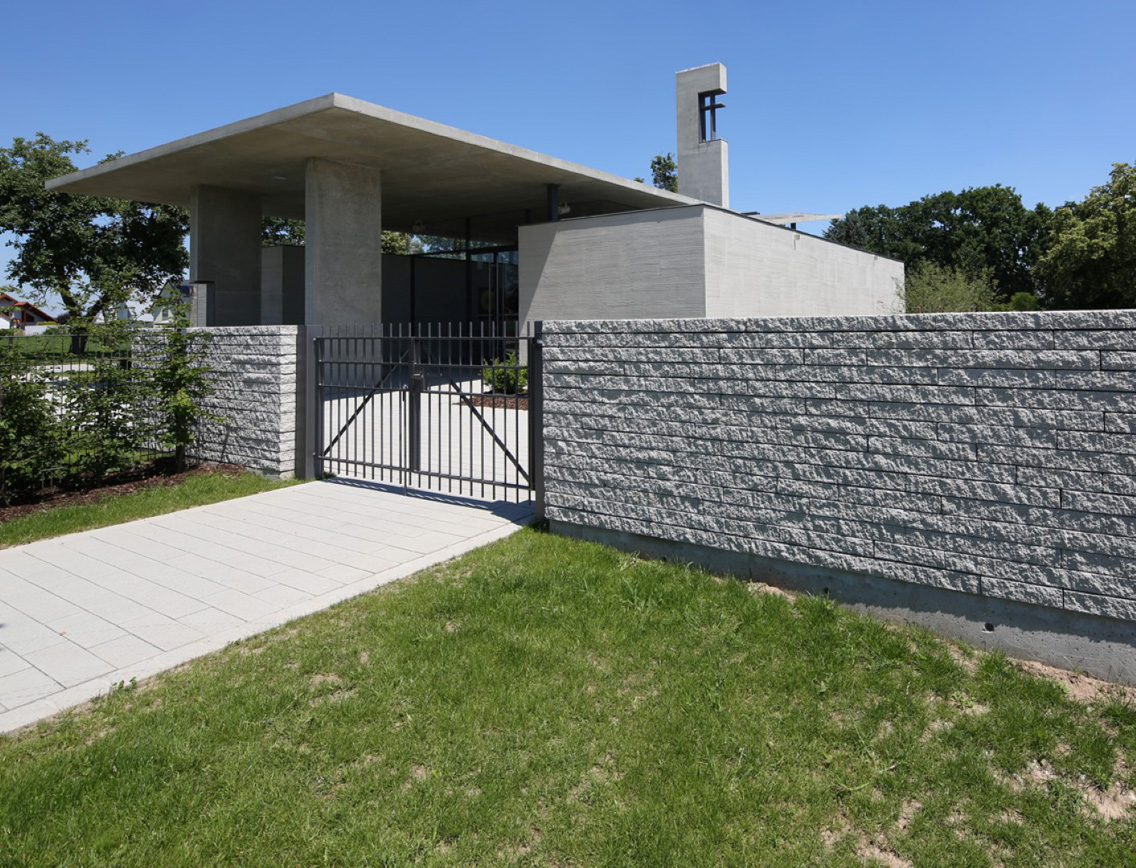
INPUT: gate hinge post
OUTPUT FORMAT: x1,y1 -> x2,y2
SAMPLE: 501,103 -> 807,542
530,321 -> 545,522
302,324 -> 324,480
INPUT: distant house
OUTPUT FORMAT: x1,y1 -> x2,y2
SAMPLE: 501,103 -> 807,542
0,292 -> 57,329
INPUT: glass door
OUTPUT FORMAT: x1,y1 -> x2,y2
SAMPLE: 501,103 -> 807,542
470,248 -> 519,347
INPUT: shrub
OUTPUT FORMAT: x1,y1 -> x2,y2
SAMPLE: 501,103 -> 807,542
0,304 -> 219,504
62,348 -> 147,481
1007,291 -> 1041,311
0,366 -> 63,504
150,299 -> 219,471
481,350 -> 528,395
904,263 -> 998,313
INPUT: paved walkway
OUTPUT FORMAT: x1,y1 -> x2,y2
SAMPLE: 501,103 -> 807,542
0,480 -> 533,734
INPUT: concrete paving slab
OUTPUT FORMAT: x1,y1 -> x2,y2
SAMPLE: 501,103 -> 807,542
24,642 -> 111,688
47,612 -> 127,649
0,479 -> 532,734
0,668 -> 61,708
0,647 -> 33,679
88,634 -> 164,669
0,620 -> 70,657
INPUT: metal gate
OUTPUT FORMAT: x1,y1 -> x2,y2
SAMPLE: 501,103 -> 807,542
311,323 -> 542,504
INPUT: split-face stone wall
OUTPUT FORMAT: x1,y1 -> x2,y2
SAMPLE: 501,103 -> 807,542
542,312 -> 1136,627
192,326 -> 304,477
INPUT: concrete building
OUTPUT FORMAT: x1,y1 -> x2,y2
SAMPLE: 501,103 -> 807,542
48,65 -> 903,332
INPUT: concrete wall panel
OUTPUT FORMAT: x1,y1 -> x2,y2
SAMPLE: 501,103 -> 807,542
703,209 -> 905,318
382,256 -> 468,326
381,255 -> 413,324
189,185 -> 263,326
413,257 -> 468,324
520,205 -> 904,327
519,208 -> 707,326
261,246 -> 306,325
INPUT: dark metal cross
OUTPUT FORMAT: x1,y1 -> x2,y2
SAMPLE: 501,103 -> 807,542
699,90 -> 726,143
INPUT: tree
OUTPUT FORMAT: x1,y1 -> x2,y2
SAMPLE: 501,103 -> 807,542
904,262 -> 998,313
826,185 -> 1051,302
0,134 -> 189,323
650,153 -> 678,193
1036,161 -> 1136,309
634,152 -> 678,193
260,217 -> 412,254
261,217 -> 306,247
380,231 -> 414,256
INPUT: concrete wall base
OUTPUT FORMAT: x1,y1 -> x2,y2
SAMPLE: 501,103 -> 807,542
551,520 -> 1136,686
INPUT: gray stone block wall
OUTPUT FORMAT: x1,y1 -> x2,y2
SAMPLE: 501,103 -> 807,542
192,326 -> 302,477
542,311 -> 1136,624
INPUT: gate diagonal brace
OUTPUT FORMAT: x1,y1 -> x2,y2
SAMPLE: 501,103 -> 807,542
448,375 -> 530,485
317,333 -> 531,491
321,344 -> 413,457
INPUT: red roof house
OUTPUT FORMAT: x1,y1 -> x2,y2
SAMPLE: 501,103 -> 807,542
0,292 -> 57,329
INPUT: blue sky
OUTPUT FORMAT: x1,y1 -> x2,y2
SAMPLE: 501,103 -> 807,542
3,0 -> 1134,305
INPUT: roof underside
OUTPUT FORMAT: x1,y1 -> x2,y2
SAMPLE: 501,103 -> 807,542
48,94 -> 697,240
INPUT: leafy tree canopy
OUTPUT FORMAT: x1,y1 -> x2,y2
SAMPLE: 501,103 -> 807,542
650,153 -> 678,193
260,217 -> 412,255
261,217 -> 306,247
0,133 -> 189,322
825,185 -> 1051,302
904,262 -> 998,314
1036,161 -> 1136,309
634,152 -> 678,193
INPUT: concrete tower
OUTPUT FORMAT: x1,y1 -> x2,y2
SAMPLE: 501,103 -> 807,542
676,63 -> 729,208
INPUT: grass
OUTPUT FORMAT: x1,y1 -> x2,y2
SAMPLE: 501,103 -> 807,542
0,330 -> 130,360
1,528 -> 1134,865
0,469 -> 301,547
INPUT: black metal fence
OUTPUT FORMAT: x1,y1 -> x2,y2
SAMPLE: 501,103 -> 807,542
314,322 -> 542,504
0,328 -> 173,503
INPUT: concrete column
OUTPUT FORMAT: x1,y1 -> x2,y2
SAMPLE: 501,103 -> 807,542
304,158 -> 383,326
261,246 -> 306,325
676,63 -> 729,208
189,185 -> 263,325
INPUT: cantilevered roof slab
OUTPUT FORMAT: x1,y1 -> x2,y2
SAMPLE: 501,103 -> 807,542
48,93 -> 698,236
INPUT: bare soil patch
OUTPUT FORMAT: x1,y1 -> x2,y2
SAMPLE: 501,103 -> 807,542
0,462 -> 246,524
465,393 -> 528,411
1014,659 -> 1136,704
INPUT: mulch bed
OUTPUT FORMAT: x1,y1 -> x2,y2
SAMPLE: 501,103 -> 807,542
465,393 -> 529,411
0,462 -> 246,525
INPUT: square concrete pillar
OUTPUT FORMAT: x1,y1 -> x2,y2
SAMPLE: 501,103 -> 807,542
261,246 -> 306,325
189,185 -> 263,325
304,158 -> 383,326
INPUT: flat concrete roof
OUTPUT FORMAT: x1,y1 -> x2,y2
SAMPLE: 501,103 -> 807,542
752,213 -> 844,226
48,93 -> 699,237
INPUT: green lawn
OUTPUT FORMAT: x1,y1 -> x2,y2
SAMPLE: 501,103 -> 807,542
2,528 -> 1134,866
0,469 -> 300,547
0,330 -> 130,360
